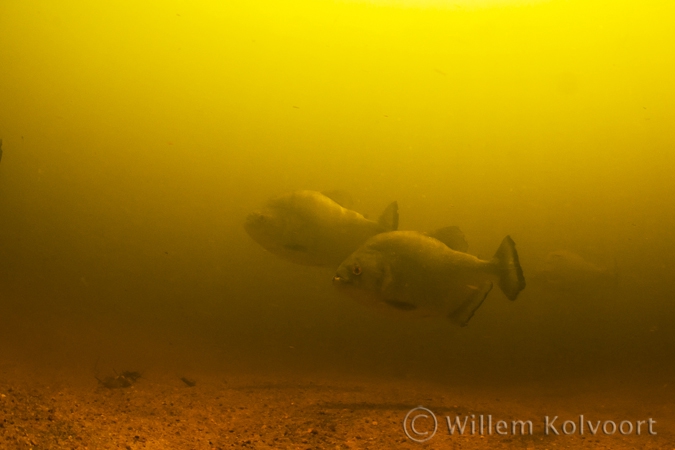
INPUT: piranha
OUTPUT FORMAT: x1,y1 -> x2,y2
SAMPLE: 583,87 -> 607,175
244,190 -> 399,268
332,231 -> 525,326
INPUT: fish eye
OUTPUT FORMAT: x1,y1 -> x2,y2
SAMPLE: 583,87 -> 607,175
352,265 -> 362,276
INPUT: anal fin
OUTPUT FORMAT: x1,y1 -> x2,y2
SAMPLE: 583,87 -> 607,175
448,282 -> 493,327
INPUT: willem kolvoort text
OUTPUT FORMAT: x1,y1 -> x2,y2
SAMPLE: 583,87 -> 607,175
445,415 -> 656,436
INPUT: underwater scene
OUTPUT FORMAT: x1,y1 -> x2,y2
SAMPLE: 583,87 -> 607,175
0,0 -> 674,448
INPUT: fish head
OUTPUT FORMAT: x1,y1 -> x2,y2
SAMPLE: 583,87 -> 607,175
244,203 -> 318,264
244,210 -> 285,244
244,192 -> 315,248
244,206 -> 307,254
333,247 -> 392,305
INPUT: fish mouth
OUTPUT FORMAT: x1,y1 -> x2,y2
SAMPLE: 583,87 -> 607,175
332,275 -> 349,286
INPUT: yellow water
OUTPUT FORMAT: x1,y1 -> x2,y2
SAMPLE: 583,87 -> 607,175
0,0 -> 673,386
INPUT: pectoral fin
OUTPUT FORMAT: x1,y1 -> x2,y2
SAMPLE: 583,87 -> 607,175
447,282 -> 493,327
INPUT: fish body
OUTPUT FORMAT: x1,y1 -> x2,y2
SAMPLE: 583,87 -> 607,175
332,231 -> 525,326
533,250 -> 618,291
245,190 -> 398,267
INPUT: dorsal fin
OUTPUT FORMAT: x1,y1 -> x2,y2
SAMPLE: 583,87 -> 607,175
426,226 -> 468,252
377,201 -> 399,231
321,190 -> 354,209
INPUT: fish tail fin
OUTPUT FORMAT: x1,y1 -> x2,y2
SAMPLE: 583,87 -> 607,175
492,236 -> 526,301
378,201 -> 399,231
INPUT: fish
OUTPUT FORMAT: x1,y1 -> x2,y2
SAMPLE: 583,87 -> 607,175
332,231 -> 525,326
244,190 -> 399,267
532,250 -> 618,292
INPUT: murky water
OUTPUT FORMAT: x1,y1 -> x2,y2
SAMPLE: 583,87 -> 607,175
0,0 -> 673,447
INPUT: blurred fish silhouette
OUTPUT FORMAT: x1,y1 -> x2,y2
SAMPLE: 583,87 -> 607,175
245,190 -> 399,268
532,250 -> 618,292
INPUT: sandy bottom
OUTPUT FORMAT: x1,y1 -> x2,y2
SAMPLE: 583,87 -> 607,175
1,361 -> 673,450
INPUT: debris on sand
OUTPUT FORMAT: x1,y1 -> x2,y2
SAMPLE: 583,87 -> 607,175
96,370 -> 141,389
